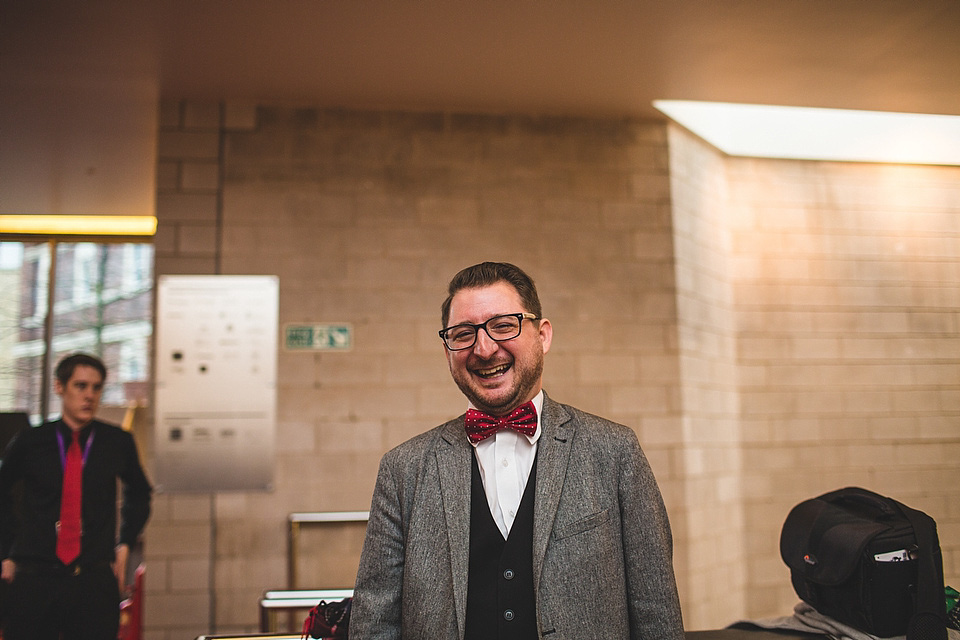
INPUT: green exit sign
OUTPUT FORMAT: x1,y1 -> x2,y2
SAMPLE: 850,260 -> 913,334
284,323 -> 353,351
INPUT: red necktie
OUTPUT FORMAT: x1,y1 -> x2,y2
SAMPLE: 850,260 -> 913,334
57,430 -> 83,565
464,401 -> 538,444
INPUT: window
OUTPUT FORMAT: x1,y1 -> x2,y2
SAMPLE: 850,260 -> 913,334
0,240 -> 153,424
71,243 -> 99,306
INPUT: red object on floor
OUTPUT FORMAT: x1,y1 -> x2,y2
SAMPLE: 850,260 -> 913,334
118,564 -> 145,640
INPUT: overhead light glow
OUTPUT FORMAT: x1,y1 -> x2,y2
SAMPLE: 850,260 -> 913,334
653,101 -> 960,166
0,215 -> 157,236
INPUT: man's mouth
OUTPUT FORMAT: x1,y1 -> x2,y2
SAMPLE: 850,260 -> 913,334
474,363 -> 511,379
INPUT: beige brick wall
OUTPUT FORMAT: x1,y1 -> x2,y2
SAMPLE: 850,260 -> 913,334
724,157 -> 960,618
149,102 -> 679,637
667,125 -> 747,629
665,126 -> 959,624
148,101 -> 223,639
147,103 -> 959,638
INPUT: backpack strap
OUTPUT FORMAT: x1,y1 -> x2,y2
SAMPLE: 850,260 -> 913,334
895,501 -> 946,640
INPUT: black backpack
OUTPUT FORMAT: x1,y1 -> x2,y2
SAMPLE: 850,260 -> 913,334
780,487 -> 946,640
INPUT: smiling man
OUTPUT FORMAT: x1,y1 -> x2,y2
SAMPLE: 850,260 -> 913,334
0,353 -> 152,640
351,262 -> 684,640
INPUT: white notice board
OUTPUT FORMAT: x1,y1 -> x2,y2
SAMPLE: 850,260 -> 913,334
155,275 -> 278,492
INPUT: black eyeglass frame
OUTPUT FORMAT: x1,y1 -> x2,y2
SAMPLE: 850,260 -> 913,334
439,312 -> 540,351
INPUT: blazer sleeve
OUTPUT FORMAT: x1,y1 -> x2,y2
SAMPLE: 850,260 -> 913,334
620,431 -> 685,640
351,452 -> 405,640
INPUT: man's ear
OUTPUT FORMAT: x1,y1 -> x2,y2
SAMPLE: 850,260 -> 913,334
54,379 -> 64,396
538,318 -> 553,355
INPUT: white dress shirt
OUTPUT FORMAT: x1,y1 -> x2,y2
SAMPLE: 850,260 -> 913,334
468,391 -> 543,539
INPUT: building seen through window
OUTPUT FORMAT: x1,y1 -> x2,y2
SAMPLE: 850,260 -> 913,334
0,241 -> 153,424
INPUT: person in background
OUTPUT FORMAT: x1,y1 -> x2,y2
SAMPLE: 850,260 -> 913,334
351,261 -> 684,639
0,353 -> 152,640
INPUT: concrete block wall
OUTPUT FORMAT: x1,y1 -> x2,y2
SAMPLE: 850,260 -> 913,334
155,101 -> 223,276
149,101 -> 225,639
666,125 -> 746,628
666,125 -> 959,621
149,102 -> 681,637
148,103 -> 959,637
724,157 -> 960,616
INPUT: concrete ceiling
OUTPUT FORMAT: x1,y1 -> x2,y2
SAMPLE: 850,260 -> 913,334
3,0 -> 960,120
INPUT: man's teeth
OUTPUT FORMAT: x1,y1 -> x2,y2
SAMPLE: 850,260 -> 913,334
477,363 -> 510,378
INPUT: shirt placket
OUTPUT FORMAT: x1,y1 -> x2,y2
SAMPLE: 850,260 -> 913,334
494,430 -> 521,537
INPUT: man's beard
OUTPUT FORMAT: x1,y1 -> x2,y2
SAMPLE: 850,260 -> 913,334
452,349 -> 544,416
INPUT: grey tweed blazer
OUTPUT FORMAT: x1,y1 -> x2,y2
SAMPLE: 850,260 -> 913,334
350,393 -> 684,640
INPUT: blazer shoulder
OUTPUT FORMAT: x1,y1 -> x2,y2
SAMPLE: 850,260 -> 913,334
93,418 -> 126,432
91,419 -> 135,442
11,421 -> 57,446
2,421 -> 45,459
547,398 -> 638,442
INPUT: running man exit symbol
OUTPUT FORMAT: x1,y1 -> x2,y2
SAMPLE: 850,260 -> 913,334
283,324 -> 353,351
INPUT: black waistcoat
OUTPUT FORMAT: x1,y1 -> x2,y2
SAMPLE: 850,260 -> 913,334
464,450 -> 539,640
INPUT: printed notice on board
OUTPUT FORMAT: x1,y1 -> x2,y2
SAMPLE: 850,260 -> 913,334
155,275 -> 278,492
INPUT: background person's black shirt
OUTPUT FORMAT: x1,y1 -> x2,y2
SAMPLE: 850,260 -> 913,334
0,419 -> 152,567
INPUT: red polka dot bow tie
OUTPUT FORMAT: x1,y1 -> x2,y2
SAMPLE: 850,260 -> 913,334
464,401 -> 538,444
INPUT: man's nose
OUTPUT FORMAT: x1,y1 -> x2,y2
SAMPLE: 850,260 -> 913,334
472,327 -> 499,357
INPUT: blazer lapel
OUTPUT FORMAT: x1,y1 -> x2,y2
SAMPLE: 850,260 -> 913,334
532,394 -> 574,589
436,418 -> 473,639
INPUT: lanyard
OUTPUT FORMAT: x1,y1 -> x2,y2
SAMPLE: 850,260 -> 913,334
56,428 -> 95,469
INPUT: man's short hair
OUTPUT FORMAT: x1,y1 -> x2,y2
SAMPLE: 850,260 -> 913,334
441,262 -> 543,327
55,353 -> 107,385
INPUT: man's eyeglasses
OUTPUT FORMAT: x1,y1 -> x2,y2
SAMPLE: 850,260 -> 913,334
439,313 -> 539,351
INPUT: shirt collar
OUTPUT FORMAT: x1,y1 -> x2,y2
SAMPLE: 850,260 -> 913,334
57,420 -> 94,443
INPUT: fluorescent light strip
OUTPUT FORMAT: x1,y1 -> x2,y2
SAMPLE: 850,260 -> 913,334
653,101 -> 960,166
0,215 -> 157,236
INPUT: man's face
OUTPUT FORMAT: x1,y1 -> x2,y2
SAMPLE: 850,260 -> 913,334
55,364 -> 104,431
444,281 -> 552,416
